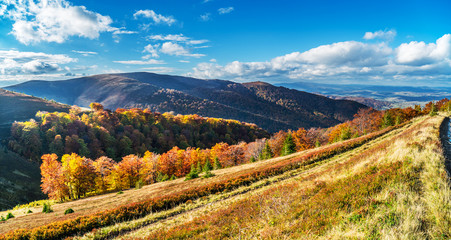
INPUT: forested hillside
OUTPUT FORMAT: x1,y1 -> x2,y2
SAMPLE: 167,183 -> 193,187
8,103 -> 269,162
5,72 -> 368,132
0,89 -> 70,210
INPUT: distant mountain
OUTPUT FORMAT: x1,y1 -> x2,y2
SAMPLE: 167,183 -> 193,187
0,89 -> 70,210
325,95 -> 392,110
277,81 -> 451,108
6,72 -> 368,132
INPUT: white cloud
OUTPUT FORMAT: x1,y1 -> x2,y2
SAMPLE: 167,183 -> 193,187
363,29 -> 397,41
134,10 -> 176,26
1,0 -> 118,45
161,42 -> 205,58
0,50 -> 75,75
148,34 -> 209,45
179,60 -> 190,63
72,50 -> 98,56
143,44 -> 160,58
218,7 -> 234,15
113,59 -> 165,65
200,13 -> 211,21
396,34 -> 451,66
142,67 -> 174,73
187,34 -> 451,84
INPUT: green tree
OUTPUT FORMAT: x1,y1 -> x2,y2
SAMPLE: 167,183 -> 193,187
281,133 -> 296,156
185,164 -> 199,181
213,157 -> 222,170
430,103 -> 438,116
382,111 -> 393,128
203,158 -> 213,172
260,141 -> 273,160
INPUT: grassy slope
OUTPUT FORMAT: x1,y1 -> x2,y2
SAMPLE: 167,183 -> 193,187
0,89 -> 71,210
116,115 -> 451,239
1,114 -> 449,239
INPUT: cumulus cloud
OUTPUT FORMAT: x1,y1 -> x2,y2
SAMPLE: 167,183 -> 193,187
218,7 -> 234,15
396,34 -> 451,66
0,0 -> 119,45
363,29 -> 397,41
187,34 -> 451,84
161,42 -> 205,57
143,34 -> 208,58
143,44 -> 160,58
0,50 -> 75,75
134,10 -> 176,26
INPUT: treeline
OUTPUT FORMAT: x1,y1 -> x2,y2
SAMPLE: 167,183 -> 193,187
36,98 -> 450,201
9,103 -> 269,162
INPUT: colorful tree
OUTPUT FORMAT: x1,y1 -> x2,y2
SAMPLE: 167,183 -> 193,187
40,154 -> 69,201
61,153 -> 96,199
93,156 -> 115,193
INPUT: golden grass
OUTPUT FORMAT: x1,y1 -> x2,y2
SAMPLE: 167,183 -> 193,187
108,115 -> 451,239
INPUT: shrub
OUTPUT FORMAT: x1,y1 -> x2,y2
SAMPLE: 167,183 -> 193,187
64,208 -> 74,215
42,202 -> 53,213
1,215 -> 6,221
135,179 -> 144,189
117,191 -> 124,195
185,164 -> 199,181
214,157 -> 222,169
6,212 -> 14,220
27,210 -> 33,214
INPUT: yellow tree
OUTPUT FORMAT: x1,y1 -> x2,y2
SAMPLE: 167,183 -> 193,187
93,156 -> 115,193
61,153 -> 96,199
40,154 -> 69,201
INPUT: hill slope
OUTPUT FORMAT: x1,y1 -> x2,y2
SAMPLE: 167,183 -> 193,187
5,72 -> 368,132
2,114 -> 449,239
0,89 -> 71,210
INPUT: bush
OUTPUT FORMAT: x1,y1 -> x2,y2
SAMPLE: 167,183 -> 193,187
185,164 -> 199,181
0,215 -> 5,221
202,171 -> 215,179
135,179 -> 144,189
27,210 -> 33,214
6,212 -> 14,220
42,202 -> 53,213
64,208 -> 74,215
117,191 -> 124,195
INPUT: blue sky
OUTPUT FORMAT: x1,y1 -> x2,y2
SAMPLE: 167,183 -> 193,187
0,0 -> 450,87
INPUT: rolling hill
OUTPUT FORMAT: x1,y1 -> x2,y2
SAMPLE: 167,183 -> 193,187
5,72 -> 368,132
1,114 -> 449,239
0,89 -> 71,210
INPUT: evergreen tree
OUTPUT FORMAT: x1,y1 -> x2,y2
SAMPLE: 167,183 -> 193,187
382,111 -> 393,128
260,141 -> 273,160
281,133 -> 296,156
213,157 -> 222,170
202,158 -> 215,178
196,161 -> 202,173
203,158 -> 213,172
185,164 -> 199,181
430,103 -> 438,116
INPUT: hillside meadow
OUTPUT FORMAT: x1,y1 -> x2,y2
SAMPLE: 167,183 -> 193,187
1,112 -> 449,239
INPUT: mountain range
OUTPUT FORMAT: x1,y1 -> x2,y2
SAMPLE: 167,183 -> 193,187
5,72 -> 367,132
